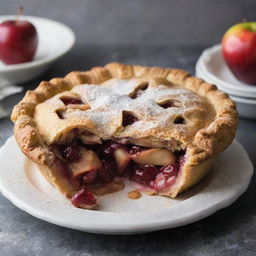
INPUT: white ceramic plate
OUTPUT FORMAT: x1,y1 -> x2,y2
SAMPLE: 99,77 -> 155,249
229,96 -> 256,119
196,65 -> 256,99
196,61 -> 238,97
0,137 -> 253,234
196,62 -> 256,119
0,16 -> 75,83
196,44 -> 256,98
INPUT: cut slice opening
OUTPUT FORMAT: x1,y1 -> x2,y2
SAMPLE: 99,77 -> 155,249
130,83 -> 148,99
157,99 -> 182,109
60,96 -> 84,105
174,115 -> 186,124
51,135 -> 187,209
122,111 -> 139,126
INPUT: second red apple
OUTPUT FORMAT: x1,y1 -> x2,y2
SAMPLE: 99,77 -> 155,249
222,22 -> 256,85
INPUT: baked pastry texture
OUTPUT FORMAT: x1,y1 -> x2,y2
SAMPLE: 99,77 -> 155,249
11,63 -> 238,209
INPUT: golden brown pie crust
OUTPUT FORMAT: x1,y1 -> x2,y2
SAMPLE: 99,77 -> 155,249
11,63 -> 238,199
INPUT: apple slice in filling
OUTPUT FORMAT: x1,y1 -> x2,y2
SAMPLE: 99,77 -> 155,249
70,148 -> 102,177
131,148 -> 176,166
113,147 -> 131,170
71,188 -> 97,209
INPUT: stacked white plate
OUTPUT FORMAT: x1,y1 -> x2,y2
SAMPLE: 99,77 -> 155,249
196,44 -> 256,119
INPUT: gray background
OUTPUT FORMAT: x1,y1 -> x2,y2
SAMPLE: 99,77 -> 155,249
1,0 -> 256,47
0,1 -> 256,256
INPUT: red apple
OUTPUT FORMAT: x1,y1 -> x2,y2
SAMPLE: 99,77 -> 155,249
222,22 -> 256,85
0,19 -> 38,64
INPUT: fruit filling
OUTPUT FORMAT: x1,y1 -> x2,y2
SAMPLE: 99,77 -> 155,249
52,139 -> 186,209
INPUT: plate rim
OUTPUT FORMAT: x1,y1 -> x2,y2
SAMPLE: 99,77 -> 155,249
197,44 -> 256,97
0,136 -> 253,234
196,63 -> 256,101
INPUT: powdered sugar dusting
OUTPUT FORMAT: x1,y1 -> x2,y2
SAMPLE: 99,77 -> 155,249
60,79 -> 206,137
41,78 -> 209,141
102,78 -> 146,96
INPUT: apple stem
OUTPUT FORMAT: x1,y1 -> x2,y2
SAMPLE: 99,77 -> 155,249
16,6 -> 24,22
242,18 -> 247,23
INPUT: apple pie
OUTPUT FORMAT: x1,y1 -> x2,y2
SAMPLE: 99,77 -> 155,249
11,63 -> 238,209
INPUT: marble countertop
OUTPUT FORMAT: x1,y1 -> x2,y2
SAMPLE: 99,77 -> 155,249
0,46 -> 255,256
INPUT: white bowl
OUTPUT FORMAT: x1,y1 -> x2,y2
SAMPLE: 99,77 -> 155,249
196,64 -> 256,100
196,63 -> 235,96
230,95 -> 256,119
196,50 -> 256,119
0,15 -> 75,83
196,44 -> 256,98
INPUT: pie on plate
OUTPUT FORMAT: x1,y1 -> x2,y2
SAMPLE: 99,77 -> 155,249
11,63 -> 238,209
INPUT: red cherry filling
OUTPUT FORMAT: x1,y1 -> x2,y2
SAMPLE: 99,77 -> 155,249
132,165 -> 159,185
101,141 -> 122,158
97,159 -> 117,183
82,170 -> 98,184
152,163 -> 180,191
60,96 -> 83,105
98,169 -> 113,184
160,164 -> 179,178
81,159 -> 117,185
60,141 -> 183,188
102,159 -> 117,176
179,155 -> 186,168
54,139 -> 185,208
61,145 -> 81,163
71,188 -> 97,208
129,145 -> 145,155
